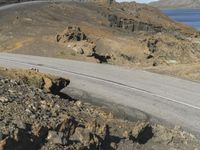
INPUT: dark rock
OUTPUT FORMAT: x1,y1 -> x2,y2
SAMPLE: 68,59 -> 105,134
147,38 -> 159,53
153,61 -> 158,66
56,26 -> 87,42
12,128 -> 36,150
136,125 -> 154,144
107,14 -> 163,33
0,131 -> 3,141
56,116 -> 77,139
49,78 -> 70,95
87,51 -> 111,63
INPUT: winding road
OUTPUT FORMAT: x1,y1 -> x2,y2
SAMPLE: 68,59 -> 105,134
0,53 -> 200,136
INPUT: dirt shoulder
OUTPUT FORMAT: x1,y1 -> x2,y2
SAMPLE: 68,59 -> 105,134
146,63 -> 200,82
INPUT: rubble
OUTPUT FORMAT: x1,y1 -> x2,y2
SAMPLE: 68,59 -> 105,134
0,69 -> 200,149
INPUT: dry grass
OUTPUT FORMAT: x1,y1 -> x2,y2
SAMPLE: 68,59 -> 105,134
0,67 -> 57,88
147,63 -> 200,81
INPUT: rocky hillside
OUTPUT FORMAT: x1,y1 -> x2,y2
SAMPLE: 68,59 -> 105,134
149,0 -> 200,8
0,68 -> 200,149
0,0 -> 200,67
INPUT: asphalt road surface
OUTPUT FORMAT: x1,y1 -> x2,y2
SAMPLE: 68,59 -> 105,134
0,53 -> 200,136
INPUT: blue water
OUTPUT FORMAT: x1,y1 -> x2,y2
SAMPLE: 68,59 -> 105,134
162,9 -> 200,30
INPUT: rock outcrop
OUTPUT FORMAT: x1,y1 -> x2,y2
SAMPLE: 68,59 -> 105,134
57,26 -> 111,63
56,26 -> 95,55
56,26 -> 87,42
107,14 -> 164,33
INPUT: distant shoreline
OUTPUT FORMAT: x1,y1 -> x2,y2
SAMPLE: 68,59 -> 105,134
161,7 -> 200,10
162,9 -> 200,31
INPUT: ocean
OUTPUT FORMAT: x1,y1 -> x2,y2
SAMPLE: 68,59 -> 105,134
162,9 -> 200,30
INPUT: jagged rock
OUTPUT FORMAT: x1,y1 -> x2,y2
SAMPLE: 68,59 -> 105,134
56,116 -> 77,139
85,119 -> 98,133
56,26 -> 111,63
72,127 -> 103,149
42,77 -> 70,94
73,127 -> 91,146
0,97 -> 8,103
0,70 -> 199,149
47,131 -> 64,145
49,78 -> 70,94
57,26 -> 97,57
146,37 -> 160,59
42,77 -> 53,92
56,26 -> 87,42
107,14 -> 163,33
147,38 -> 159,53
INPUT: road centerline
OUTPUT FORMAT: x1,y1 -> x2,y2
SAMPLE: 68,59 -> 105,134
0,57 -> 200,111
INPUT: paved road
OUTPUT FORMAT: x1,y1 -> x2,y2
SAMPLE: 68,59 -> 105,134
0,53 -> 200,136
0,0 -> 46,10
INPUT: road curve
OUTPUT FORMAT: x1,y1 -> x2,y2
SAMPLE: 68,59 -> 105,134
0,53 -> 200,136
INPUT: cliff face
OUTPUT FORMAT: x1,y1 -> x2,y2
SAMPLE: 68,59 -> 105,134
81,1 -> 197,35
149,0 -> 200,8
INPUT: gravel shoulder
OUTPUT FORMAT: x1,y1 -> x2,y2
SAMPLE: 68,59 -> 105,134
0,68 -> 200,150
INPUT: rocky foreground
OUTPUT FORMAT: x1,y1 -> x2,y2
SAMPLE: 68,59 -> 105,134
0,68 -> 200,150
